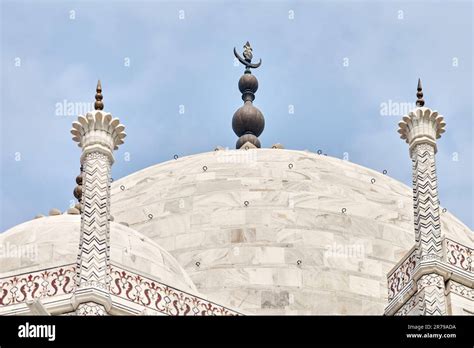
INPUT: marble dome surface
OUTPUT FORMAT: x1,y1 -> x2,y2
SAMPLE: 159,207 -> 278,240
0,215 -> 197,293
109,148 -> 473,314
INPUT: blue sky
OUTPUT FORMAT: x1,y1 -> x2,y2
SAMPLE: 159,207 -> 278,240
1,0 -> 472,231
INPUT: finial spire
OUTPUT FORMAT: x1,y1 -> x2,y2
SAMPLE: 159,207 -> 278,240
232,42 -> 265,149
243,41 -> 253,62
234,41 -> 262,73
94,80 -> 104,110
416,78 -> 425,107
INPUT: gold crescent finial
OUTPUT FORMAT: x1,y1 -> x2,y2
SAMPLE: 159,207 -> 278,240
234,42 -> 262,71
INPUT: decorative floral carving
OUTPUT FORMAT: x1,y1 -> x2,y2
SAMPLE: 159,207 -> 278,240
445,239 -> 473,272
71,111 -> 126,151
449,281 -> 473,300
397,107 -> 446,147
109,265 -> 240,316
387,248 -> 418,301
1,264 -> 239,316
417,273 -> 444,289
395,295 -> 418,316
76,302 -> 107,316
0,265 -> 76,306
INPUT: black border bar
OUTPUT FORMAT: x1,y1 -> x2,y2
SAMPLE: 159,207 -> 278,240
0,315 -> 472,346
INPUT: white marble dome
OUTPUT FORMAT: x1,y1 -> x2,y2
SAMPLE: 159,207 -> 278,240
110,148 -> 473,314
0,215 -> 197,293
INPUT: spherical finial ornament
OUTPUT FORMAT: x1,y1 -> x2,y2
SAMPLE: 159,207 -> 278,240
67,207 -> 80,215
236,134 -> 261,149
232,103 -> 265,137
232,43 -> 265,149
75,172 -> 83,185
416,78 -> 425,107
49,208 -> 62,216
94,80 -> 104,110
73,185 -> 82,201
238,74 -> 258,97
73,166 -> 83,202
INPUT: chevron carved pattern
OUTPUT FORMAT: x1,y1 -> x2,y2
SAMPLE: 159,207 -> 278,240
389,105 -> 450,317
411,143 -> 442,260
71,107 -> 125,315
76,152 -> 111,288
417,274 -> 446,315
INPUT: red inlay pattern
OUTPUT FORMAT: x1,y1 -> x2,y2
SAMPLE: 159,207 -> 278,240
0,265 -> 76,306
0,264 -> 239,316
109,265 -> 240,316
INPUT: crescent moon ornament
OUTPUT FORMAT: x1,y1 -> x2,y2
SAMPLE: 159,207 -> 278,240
231,41 -> 265,150
234,46 -> 262,70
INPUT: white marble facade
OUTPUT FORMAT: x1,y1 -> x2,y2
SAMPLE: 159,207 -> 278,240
107,148 -> 473,314
0,215 -> 239,315
1,148 -> 472,315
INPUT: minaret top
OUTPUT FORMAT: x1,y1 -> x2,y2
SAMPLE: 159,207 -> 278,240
94,80 -> 104,110
416,78 -> 425,107
397,79 -> 446,153
71,81 -> 126,162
